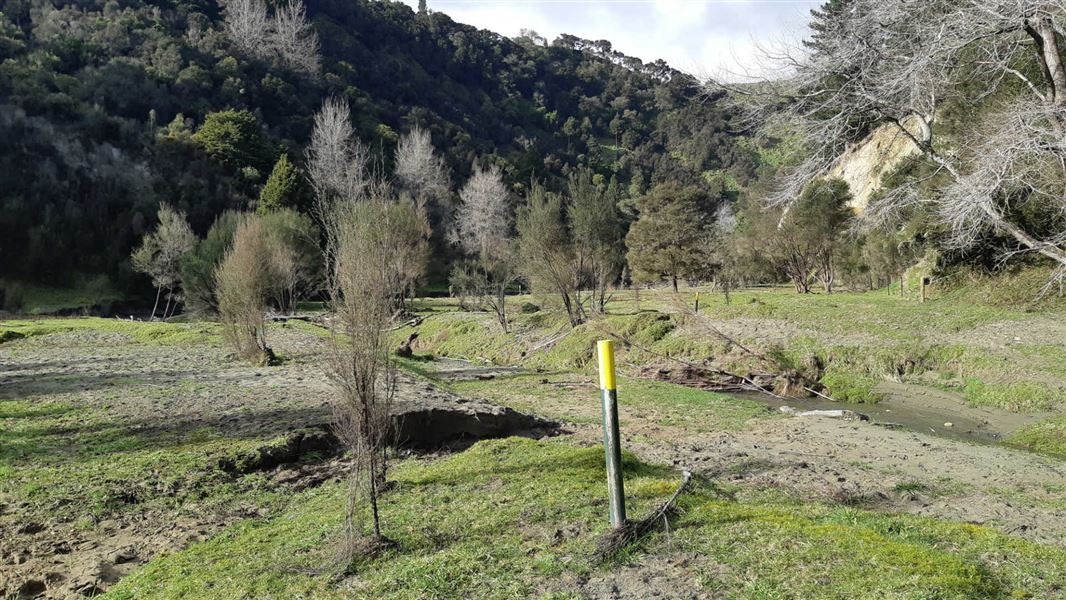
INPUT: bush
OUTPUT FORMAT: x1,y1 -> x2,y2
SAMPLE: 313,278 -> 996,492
1,283 -> 25,313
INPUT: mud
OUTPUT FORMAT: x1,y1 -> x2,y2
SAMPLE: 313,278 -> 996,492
440,361 -> 1066,549
0,324 -> 549,599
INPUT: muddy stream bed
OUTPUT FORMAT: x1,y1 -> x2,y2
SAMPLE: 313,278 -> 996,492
432,357 -> 1045,447
734,379 -> 1048,445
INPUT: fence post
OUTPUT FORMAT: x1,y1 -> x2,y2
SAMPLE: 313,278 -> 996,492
597,340 -> 626,527
694,291 -> 700,314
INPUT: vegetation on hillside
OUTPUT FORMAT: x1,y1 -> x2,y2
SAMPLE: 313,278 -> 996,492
0,0 -> 750,295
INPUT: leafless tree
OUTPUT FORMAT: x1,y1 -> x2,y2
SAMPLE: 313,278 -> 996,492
718,0 -> 1066,282
454,163 -> 517,331
224,0 -> 319,76
215,215 -> 276,365
306,97 -> 369,220
131,203 -> 196,320
394,127 -> 451,218
222,0 -> 269,56
268,0 -> 320,77
321,182 -> 428,556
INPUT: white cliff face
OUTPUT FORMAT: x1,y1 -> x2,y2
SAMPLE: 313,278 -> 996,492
829,116 -> 922,212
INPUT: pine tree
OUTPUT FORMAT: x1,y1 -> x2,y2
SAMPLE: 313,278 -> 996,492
803,0 -> 854,56
258,153 -> 311,213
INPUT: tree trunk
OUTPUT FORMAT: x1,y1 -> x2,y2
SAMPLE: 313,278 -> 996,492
162,287 -> 172,321
496,286 -> 508,333
368,453 -> 382,539
150,286 -> 162,320
1027,18 -> 1066,107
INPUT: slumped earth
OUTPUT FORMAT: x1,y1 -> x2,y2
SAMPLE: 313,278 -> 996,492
2,287 -> 1066,599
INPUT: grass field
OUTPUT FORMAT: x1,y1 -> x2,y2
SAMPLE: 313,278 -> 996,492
397,281 -> 1066,455
107,437 -> 1066,599
3,275 -> 1065,598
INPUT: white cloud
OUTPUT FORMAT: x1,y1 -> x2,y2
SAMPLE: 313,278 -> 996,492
400,0 -> 819,79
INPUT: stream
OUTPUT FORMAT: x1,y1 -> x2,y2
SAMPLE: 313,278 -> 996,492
732,380 -> 1046,445
429,357 -> 1046,447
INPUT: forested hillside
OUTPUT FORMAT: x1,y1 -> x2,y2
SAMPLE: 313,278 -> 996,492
0,0 -> 752,293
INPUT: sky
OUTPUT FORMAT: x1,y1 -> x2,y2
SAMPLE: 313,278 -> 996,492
400,0 -> 822,80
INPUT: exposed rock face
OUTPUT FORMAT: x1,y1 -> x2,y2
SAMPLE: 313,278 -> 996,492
829,116 -> 922,212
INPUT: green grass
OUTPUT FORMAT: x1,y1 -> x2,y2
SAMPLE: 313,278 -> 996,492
447,372 -> 771,433
0,396 -> 282,519
1006,417 -> 1066,457
401,282 -> 1066,413
0,317 -> 220,346
106,437 -> 1066,599
0,279 -> 125,314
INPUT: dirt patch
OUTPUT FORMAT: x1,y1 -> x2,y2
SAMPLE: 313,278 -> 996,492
616,415 -> 1066,548
0,324 -> 551,599
545,554 -> 717,599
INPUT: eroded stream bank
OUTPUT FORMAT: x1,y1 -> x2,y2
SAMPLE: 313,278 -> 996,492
426,355 -> 1066,547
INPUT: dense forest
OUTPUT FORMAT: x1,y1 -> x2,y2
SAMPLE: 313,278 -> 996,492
0,0 -> 753,295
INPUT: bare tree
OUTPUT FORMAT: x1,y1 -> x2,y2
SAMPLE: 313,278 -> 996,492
720,0 -> 1066,282
454,164 -> 516,331
306,97 -> 369,220
394,127 -> 454,248
268,0 -> 320,77
131,203 -> 196,320
321,183 -> 429,555
224,0 -> 319,76
215,215 -> 276,365
394,128 -> 449,211
222,0 -> 269,56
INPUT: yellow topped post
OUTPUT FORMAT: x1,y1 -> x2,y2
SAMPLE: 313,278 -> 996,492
597,340 -> 617,391
597,340 -> 626,526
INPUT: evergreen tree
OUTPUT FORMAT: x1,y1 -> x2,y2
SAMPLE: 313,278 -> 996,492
193,110 -> 269,171
258,153 -> 311,213
803,0 -> 853,56
625,183 -> 718,292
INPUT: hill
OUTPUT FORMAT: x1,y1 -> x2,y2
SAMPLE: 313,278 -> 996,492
0,0 -> 753,293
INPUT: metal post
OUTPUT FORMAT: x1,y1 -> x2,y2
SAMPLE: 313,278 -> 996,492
597,340 -> 626,527
694,291 -> 700,314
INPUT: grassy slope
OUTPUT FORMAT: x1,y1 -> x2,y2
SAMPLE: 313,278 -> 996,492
106,437 -> 1066,599
0,280 -> 125,315
399,284 -> 1066,455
